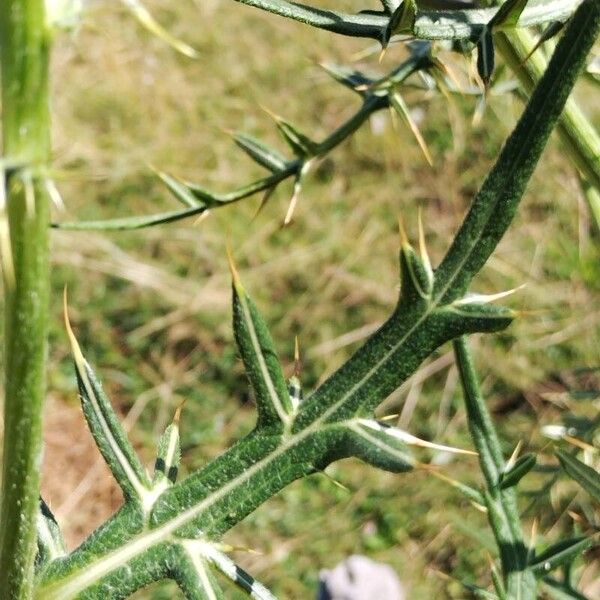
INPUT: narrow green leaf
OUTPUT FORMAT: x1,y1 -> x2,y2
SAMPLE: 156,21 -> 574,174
233,133 -> 288,172
491,563 -> 507,600
489,0 -> 530,30
499,453 -> 536,489
529,536 -> 595,576
156,170 -> 202,208
460,581 -> 499,599
523,21 -> 565,64
383,0 -> 417,47
477,27 -> 495,88
230,255 -> 293,427
557,450 -> 600,503
541,577 -> 590,600
65,300 -> 151,504
274,118 -> 317,157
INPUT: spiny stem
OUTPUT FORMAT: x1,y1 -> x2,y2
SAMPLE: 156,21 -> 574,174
0,1 -> 52,598
454,337 -> 535,599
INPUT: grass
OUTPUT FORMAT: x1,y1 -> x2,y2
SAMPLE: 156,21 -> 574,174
4,0 -> 596,596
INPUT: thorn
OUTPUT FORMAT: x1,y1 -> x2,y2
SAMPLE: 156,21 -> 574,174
192,210 -> 211,226
294,336 -> 301,377
398,214 -> 409,248
378,45 -> 387,64
226,244 -> 242,290
453,284 -> 526,306
527,518 -> 538,561
505,439 -> 523,471
320,469 -> 350,492
567,510 -> 584,524
563,434 -> 596,452
417,209 -> 432,274
63,286 -> 85,365
283,184 -> 300,226
252,186 -> 276,221
379,413 -> 399,422
173,401 -> 185,425
259,104 -> 282,124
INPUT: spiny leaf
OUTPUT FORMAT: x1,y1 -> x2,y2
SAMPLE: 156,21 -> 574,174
529,536 -> 595,576
156,170 -> 202,208
229,252 -> 293,427
233,133 -> 288,172
154,406 -> 182,485
489,0 -> 530,30
273,117 -> 318,157
556,451 -> 600,503
499,453 -> 536,489
64,293 -> 152,504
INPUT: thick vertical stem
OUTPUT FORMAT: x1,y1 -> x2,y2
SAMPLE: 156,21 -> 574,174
0,1 -> 51,598
454,337 -> 536,599
486,1 -> 600,228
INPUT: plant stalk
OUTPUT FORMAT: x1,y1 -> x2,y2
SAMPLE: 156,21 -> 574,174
0,1 -> 52,598
485,1 -> 600,230
454,336 -> 536,599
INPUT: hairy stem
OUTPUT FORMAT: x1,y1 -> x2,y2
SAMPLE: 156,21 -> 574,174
0,1 -> 52,598
454,337 -> 535,599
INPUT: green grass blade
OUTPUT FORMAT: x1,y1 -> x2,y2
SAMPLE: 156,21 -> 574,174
556,451 -> 600,503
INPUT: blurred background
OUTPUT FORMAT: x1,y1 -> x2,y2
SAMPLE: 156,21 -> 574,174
17,0 -> 600,596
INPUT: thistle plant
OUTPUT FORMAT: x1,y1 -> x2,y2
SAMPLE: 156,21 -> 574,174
0,0 -> 599,599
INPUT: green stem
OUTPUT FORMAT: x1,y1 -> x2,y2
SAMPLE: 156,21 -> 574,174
0,1 -> 52,599
454,337 -> 536,599
486,2 -> 600,231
